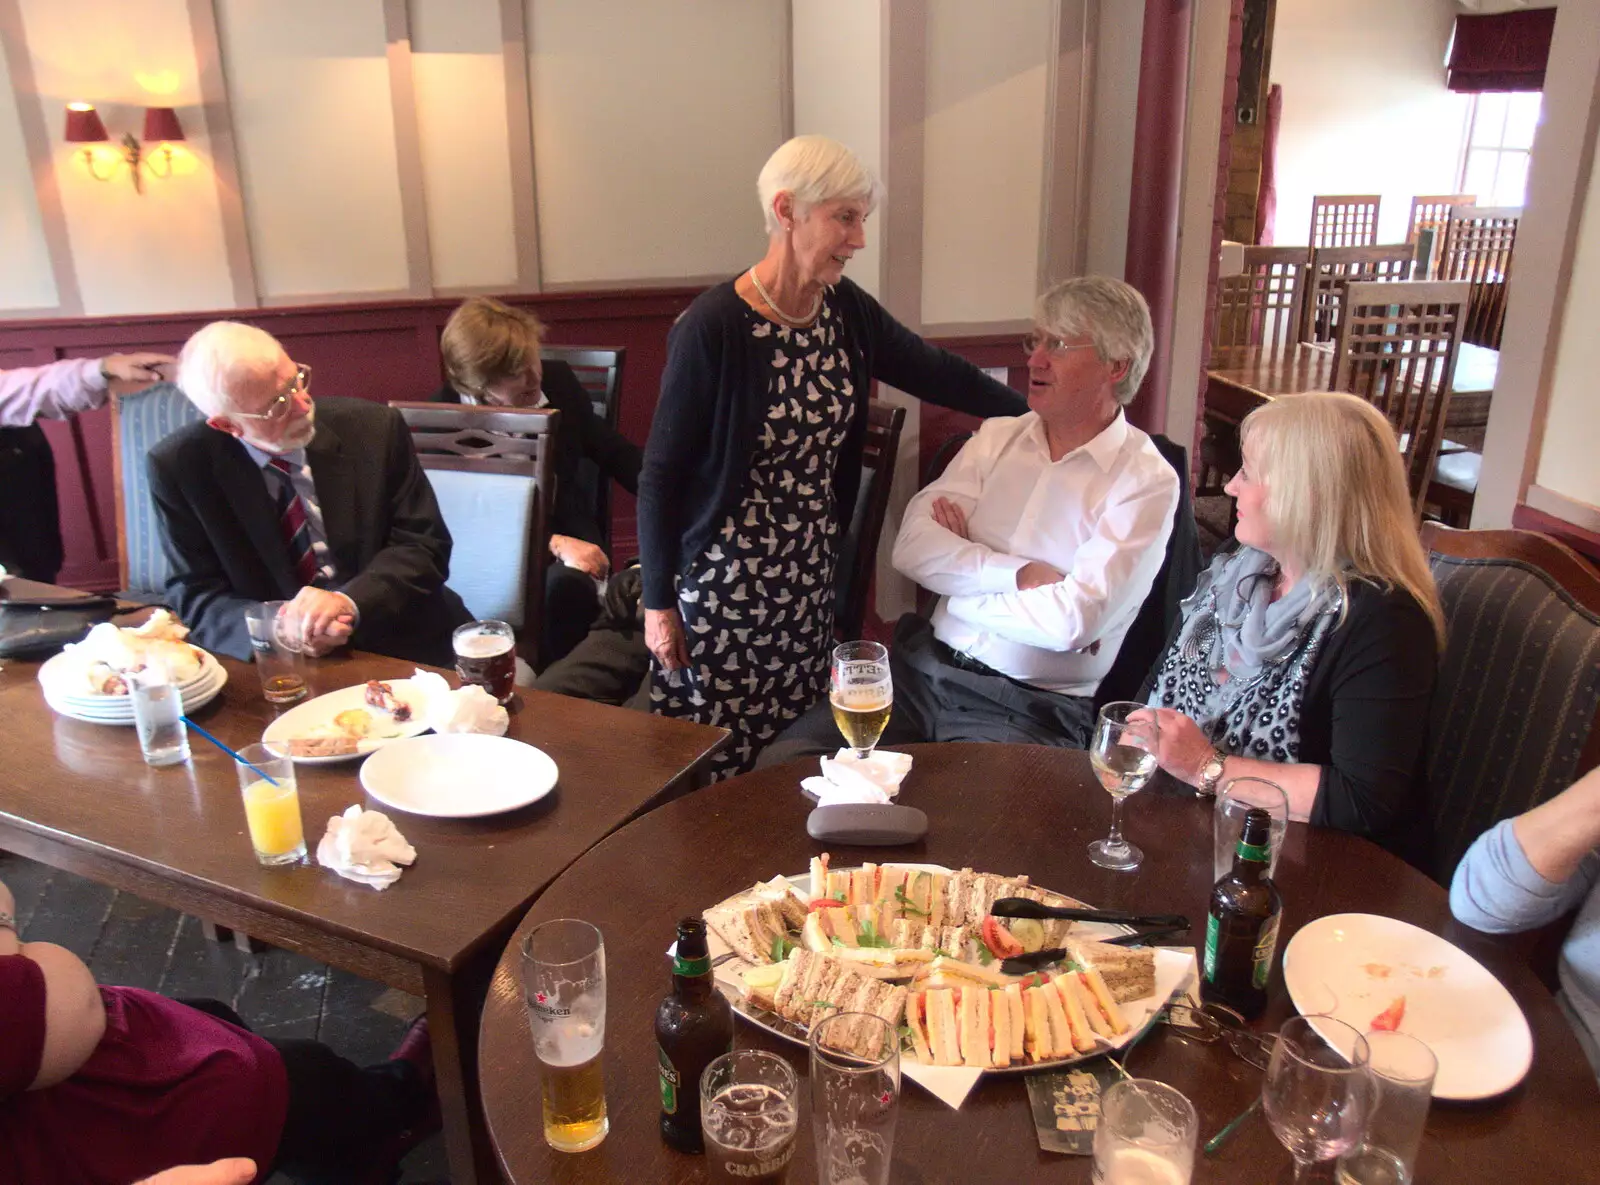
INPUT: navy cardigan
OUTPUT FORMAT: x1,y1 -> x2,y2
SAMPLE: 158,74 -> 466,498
637,277 -> 1027,609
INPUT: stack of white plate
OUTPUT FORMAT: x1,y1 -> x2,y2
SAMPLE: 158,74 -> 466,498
37,649 -> 228,726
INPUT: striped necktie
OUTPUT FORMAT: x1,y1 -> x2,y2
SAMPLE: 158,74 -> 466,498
268,456 -> 321,586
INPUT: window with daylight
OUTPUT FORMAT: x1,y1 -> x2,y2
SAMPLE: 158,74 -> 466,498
1459,92 -> 1541,208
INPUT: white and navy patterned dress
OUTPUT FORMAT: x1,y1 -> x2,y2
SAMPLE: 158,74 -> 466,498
650,298 -> 856,777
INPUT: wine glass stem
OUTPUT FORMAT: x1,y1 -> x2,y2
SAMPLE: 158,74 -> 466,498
1291,1156 -> 1311,1184
1107,795 -> 1126,848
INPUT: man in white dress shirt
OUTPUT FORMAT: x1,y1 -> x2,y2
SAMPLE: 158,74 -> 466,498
758,275 -> 1180,762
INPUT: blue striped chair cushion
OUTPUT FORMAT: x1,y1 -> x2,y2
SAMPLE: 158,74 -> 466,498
1425,553 -> 1600,882
118,383 -> 206,598
423,468 -> 536,628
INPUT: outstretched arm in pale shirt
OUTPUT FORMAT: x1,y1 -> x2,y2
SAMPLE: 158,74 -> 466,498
0,354 -> 174,428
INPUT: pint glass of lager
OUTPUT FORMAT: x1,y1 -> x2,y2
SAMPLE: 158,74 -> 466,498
521,919 -> 608,1151
701,1051 -> 800,1184
453,619 -> 516,703
830,641 -> 893,759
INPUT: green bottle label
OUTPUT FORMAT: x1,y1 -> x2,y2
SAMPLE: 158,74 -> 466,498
673,953 -> 712,976
1252,914 -> 1281,990
1236,839 -> 1270,864
658,1045 -> 680,1114
1202,914 -> 1219,982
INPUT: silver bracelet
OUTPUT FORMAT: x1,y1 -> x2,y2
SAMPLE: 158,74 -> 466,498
0,911 -> 16,932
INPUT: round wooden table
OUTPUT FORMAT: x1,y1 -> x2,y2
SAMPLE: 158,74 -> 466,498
479,744 -> 1596,1182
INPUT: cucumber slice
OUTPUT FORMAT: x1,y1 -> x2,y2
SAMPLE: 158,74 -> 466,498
1010,917 -> 1046,954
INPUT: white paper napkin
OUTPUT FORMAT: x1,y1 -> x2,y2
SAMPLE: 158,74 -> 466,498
316,805 -> 417,890
410,669 -> 509,735
801,749 -> 914,806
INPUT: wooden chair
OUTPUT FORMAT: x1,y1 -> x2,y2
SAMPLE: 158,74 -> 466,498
389,402 -> 559,667
1332,279 -> 1471,516
109,382 -> 205,601
541,345 -> 626,553
1303,244 -> 1416,342
1212,246 -> 1310,350
833,400 -> 906,641
1407,194 -> 1476,278
1421,525 -> 1600,888
1310,194 -> 1381,248
1438,206 -> 1520,349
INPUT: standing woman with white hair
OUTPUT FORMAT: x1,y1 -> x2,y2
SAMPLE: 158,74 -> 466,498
638,134 -> 1027,775
1137,391 -> 1445,861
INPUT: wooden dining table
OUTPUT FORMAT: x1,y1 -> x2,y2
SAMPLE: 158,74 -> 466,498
478,744 -> 1597,1183
0,599 -> 728,1185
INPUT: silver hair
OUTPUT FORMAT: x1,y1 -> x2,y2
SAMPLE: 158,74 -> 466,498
756,134 -> 883,235
1034,276 -> 1154,405
176,321 -> 287,418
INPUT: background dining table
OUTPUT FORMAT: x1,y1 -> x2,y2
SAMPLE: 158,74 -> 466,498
0,597 -> 728,1185
478,743 -> 1597,1183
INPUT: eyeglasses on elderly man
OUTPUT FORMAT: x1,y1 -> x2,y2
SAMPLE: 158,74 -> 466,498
229,363 -> 312,421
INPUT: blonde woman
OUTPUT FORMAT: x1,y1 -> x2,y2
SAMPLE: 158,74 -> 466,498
1139,391 -> 1444,854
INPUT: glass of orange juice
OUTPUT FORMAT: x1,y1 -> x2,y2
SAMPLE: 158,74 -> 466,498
234,744 -> 306,866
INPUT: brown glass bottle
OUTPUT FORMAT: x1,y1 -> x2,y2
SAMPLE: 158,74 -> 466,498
656,916 -> 734,1153
1201,807 -> 1283,1019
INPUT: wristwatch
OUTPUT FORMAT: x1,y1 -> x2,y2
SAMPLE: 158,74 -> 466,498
1194,748 -> 1227,799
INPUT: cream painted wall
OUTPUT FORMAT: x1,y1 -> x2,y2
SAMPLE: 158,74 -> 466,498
1533,125 -> 1600,508
20,0 -> 235,315
410,0 -> 517,291
0,36 -> 56,311
217,0 -> 410,300
1085,0 -> 1142,279
920,0 -> 1051,326
527,0 -> 785,285
1269,0 -> 1471,247
792,0 -> 884,300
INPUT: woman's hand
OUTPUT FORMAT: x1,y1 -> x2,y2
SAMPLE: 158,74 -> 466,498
135,1159 -> 257,1185
1133,707 -> 1217,787
551,535 -> 611,580
644,607 -> 691,672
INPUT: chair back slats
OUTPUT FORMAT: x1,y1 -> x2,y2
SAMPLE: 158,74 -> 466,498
390,402 -> 558,664
834,400 -> 906,641
1333,279 -> 1470,516
1421,525 -> 1600,883
1303,244 -> 1416,342
1310,194 -> 1381,248
541,345 -> 626,551
1213,246 -> 1310,349
111,382 -> 207,598
1407,194 -> 1477,277
1438,206 -> 1520,349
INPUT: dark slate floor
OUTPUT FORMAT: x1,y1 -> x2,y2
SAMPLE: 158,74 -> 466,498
0,851 -> 449,1183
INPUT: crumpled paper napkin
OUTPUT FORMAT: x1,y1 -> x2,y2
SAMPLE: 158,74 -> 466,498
410,669 -> 509,735
316,805 -> 416,890
801,749 -> 914,806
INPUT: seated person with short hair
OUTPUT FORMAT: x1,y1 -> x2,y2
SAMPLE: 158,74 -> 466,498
433,297 -> 642,665
0,876 -> 434,1183
149,321 -> 472,668
1451,764 -> 1600,1081
757,276 -> 1179,765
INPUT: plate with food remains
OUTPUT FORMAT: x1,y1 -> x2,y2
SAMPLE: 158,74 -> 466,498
262,678 -> 431,763
705,858 -> 1195,1089
1282,913 -> 1533,1100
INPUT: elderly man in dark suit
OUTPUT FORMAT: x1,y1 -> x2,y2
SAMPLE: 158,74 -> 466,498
148,321 -> 471,666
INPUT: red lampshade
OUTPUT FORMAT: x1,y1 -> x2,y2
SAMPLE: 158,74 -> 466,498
64,102 -> 108,144
142,106 -> 184,143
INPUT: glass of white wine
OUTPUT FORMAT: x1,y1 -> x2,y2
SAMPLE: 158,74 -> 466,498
1088,701 -> 1160,871
830,641 -> 893,759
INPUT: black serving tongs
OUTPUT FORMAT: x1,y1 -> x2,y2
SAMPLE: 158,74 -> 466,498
990,897 -> 1188,929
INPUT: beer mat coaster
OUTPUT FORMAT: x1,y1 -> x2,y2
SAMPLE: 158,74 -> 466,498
1026,1062 -> 1127,1154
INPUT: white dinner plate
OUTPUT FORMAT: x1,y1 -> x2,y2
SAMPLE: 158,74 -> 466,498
1282,913 -> 1533,1100
39,647 -> 221,701
358,733 -> 558,817
261,678 -> 432,763
41,659 -> 227,726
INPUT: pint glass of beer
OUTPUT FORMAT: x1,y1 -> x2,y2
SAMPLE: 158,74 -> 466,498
830,641 -> 893,758
453,619 -> 516,704
521,919 -> 608,1152
701,1050 -> 800,1184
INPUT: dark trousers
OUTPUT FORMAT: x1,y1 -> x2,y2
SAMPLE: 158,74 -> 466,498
533,563 -> 651,709
755,613 -> 1096,769
0,426 -> 63,582
180,999 -> 428,1185
542,561 -> 603,668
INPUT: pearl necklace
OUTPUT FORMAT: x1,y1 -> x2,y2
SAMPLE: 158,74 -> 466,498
747,267 -> 821,328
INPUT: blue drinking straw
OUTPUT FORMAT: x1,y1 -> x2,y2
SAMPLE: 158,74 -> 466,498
180,715 -> 280,787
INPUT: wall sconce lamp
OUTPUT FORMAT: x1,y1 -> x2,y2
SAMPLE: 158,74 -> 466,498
63,102 -> 186,194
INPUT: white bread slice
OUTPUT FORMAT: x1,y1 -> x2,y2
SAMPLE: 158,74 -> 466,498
826,870 -> 850,901
905,991 -> 933,1063
928,987 -> 961,1065
990,989 -> 1012,1068
849,867 -> 873,907
1077,969 -> 1125,1037
1023,986 -> 1051,1062
876,865 -> 907,907
1040,978 -> 1078,1058
802,912 -> 832,953
927,871 -> 949,929
809,854 -> 831,901
960,985 -> 988,1067
1004,984 -> 1026,1062
705,904 -> 768,965
1052,972 -> 1096,1054
828,908 -> 860,948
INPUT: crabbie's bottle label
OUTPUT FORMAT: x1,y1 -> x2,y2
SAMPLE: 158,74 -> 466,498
1252,914 -> 1280,990
1203,914 -> 1220,982
658,1046 -> 681,1114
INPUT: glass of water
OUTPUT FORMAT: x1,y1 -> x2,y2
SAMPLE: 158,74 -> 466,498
810,1012 -> 900,1185
1092,1078 -> 1198,1184
1336,1031 -> 1436,1184
1088,702 -> 1160,871
130,670 -> 189,767
1214,777 -> 1290,880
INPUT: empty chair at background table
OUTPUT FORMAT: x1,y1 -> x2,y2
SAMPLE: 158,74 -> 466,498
1439,206 -> 1520,350
1408,194 -> 1477,278
1303,244 -> 1416,342
1213,246 -> 1311,350
1310,194 -> 1381,248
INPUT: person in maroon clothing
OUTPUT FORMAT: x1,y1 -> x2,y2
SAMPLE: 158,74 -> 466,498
0,877 -> 435,1184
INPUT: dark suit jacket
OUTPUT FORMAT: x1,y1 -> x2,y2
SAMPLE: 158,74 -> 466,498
431,359 -> 641,545
148,397 -> 472,665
